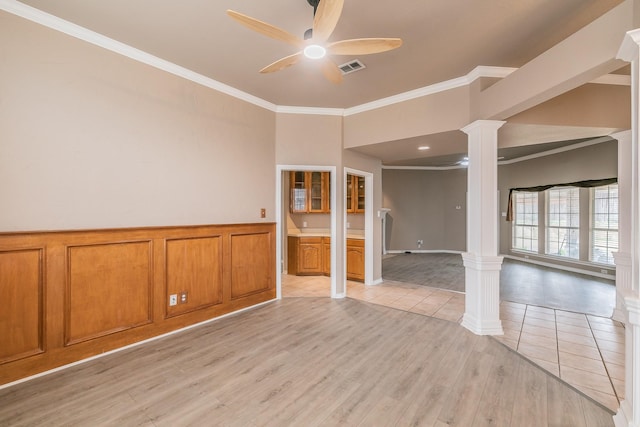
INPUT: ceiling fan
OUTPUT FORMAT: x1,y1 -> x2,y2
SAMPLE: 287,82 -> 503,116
227,0 -> 402,84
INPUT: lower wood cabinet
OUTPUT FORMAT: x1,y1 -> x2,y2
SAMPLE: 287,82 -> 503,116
288,236 -> 323,275
322,237 -> 331,276
346,238 -> 365,282
288,235 -> 363,281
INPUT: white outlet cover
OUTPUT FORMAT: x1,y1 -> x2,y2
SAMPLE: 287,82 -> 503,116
169,294 -> 178,306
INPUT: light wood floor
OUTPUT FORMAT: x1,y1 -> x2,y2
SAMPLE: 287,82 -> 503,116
283,274 -> 624,412
0,297 -> 614,427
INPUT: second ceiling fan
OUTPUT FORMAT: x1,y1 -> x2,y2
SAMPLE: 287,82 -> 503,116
227,0 -> 402,84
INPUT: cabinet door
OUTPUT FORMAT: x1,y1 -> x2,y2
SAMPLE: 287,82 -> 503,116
346,174 -> 354,213
322,237 -> 331,276
298,238 -> 323,274
346,239 -> 365,281
290,171 -> 307,213
355,176 -> 365,213
308,171 -> 324,213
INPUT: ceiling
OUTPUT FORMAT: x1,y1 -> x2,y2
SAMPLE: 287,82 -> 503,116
14,0 -> 626,165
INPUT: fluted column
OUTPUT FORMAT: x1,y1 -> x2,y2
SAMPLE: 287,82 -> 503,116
460,120 -> 505,336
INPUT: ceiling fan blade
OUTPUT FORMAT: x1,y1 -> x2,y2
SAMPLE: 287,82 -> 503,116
327,38 -> 403,55
227,10 -> 305,49
320,59 -> 343,84
260,52 -> 303,74
312,0 -> 344,43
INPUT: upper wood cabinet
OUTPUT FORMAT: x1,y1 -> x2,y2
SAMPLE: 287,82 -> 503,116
346,174 -> 365,213
290,171 -> 330,213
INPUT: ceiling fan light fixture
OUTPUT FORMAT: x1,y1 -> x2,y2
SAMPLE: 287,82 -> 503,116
304,44 -> 326,59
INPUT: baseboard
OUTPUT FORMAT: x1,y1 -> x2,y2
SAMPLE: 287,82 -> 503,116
387,249 -> 464,255
502,254 -> 615,280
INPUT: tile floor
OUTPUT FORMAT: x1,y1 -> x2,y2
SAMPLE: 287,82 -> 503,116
281,274 -> 626,412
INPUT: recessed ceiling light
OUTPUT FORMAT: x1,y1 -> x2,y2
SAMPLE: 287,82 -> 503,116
303,44 -> 326,59
418,146 -> 430,151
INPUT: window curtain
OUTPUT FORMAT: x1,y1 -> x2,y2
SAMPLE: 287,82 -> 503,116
505,178 -> 617,221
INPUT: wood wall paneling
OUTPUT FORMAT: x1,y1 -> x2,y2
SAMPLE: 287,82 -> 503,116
0,223 -> 275,385
230,232 -> 273,299
65,241 -> 153,345
0,249 -> 44,364
165,236 -> 223,318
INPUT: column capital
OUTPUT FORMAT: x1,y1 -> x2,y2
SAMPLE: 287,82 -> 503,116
618,28 -> 640,61
461,120 -> 506,135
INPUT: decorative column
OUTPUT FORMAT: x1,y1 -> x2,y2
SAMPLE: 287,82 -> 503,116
460,120 -> 505,336
613,130 -> 632,323
614,29 -> 640,427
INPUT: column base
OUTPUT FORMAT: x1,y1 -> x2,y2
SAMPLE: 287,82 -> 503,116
461,253 -> 504,336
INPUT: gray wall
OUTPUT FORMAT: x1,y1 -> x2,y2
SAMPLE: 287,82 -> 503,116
382,168 -> 467,252
498,139 -> 618,272
382,139 -> 618,273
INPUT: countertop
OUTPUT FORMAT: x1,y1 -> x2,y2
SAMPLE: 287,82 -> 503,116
288,231 -> 364,240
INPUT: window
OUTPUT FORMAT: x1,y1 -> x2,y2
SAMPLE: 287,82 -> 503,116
512,192 -> 538,252
591,184 -> 618,265
546,187 -> 579,259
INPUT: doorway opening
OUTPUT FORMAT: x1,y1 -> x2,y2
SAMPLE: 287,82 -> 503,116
276,165 -> 337,299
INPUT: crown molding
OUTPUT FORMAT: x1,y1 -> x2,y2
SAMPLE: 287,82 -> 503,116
1,0 -> 630,117
590,73 -> 631,86
276,106 -> 344,116
382,135 -> 615,171
0,0 -> 277,112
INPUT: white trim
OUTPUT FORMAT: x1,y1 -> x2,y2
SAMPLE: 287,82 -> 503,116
0,0 -> 276,112
503,254 -> 615,280
371,278 -> 384,286
0,0 -> 631,116
590,74 -> 631,86
497,136 -> 615,165
276,106 -> 344,116
0,298 -> 277,391
344,168 -> 375,288
276,165 -> 338,298
343,66 -> 517,116
386,249 -> 464,255
382,137 -> 614,171
382,165 -> 467,171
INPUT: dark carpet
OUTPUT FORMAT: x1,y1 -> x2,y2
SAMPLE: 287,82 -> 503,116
382,253 -> 616,317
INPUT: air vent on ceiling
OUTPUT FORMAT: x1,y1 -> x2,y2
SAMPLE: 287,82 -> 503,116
339,59 -> 366,75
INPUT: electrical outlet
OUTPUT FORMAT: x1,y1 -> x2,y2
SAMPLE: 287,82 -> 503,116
169,294 -> 177,306
260,208 -> 266,218
180,291 -> 188,304
417,239 -> 423,246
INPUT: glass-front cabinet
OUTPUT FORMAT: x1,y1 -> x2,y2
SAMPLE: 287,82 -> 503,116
290,171 -> 330,213
346,174 -> 365,213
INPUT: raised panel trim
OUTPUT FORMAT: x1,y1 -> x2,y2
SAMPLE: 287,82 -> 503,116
0,248 -> 45,364
230,231 -> 274,300
64,240 -> 154,346
164,235 -> 224,319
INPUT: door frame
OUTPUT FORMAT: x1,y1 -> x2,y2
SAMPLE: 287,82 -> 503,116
344,167 -> 374,287
276,165 -> 337,298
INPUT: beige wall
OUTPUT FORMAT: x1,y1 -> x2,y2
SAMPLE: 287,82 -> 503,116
0,12 -> 275,231
382,168 -> 467,252
343,86 -> 471,149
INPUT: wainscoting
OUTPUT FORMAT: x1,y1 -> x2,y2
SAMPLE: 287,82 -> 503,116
0,223 -> 276,385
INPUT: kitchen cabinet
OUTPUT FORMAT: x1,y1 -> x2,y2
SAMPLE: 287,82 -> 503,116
346,174 -> 365,213
290,171 -> 330,213
287,236 -> 323,275
288,235 -> 363,282
322,237 -> 331,276
346,238 -> 365,282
